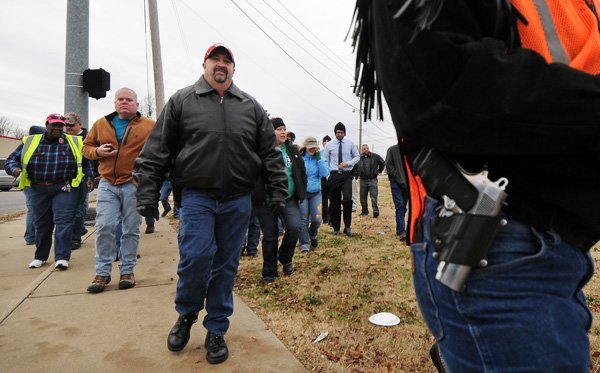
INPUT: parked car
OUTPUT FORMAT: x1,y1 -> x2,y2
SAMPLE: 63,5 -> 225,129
0,157 -> 19,191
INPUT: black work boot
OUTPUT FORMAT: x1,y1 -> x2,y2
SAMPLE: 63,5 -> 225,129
167,314 -> 198,352
205,332 -> 229,364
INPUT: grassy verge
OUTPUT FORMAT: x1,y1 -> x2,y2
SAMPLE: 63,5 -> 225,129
233,179 -> 437,372
233,178 -> 600,372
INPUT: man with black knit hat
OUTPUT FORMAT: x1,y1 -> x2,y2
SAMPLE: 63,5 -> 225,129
323,122 -> 360,236
320,135 -> 332,224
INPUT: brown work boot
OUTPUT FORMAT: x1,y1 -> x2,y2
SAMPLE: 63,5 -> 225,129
119,273 -> 136,289
87,275 -> 111,293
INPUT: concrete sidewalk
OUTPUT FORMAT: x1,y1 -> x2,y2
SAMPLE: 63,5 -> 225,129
0,213 -> 306,372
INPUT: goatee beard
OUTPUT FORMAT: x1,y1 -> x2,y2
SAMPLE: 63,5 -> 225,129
214,72 -> 227,83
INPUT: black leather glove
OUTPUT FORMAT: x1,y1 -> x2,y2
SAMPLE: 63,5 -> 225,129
267,199 -> 286,216
137,204 -> 160,221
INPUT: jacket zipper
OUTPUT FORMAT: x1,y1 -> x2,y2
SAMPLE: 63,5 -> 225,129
220,94 -> 227,199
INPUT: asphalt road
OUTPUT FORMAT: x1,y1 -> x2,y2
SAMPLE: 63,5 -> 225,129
0,188 -> 25,215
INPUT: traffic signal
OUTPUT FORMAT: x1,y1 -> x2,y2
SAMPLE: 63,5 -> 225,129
83,68 -> 110,100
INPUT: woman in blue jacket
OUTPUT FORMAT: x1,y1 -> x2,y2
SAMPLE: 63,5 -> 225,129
298,136 -> 330,252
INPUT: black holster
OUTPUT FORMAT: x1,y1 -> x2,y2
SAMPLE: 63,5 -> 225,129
431,214 -> 504,266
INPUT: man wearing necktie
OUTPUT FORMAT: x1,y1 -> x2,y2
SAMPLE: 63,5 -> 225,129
323,122 -> 360,236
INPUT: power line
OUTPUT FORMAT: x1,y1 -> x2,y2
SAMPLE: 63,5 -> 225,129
242,0 -> 350,85
275,0 -> 353,69
176,0 -> 343,121
170,0 -> 195,71
230,0 -> 357,110
260,0 -> 353,77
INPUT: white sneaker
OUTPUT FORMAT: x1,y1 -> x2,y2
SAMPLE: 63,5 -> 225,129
55,260 -> 69,270
28,259 -> 46,268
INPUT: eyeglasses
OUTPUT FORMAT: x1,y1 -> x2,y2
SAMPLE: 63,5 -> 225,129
65,122 -> 77,127
48,114 -> 66,121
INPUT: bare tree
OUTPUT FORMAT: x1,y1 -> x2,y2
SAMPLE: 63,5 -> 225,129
0,116 -> 13,136
0,116 -> 38,138
12,127 -> 28,139
140,96 -> 156,119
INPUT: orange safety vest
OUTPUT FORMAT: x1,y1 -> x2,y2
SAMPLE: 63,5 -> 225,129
404,152 -> 427,244
513,0 -> 600,74
405,0 -> 600,244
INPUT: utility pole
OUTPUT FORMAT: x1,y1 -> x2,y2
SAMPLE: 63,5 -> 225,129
148,0 -> 165,115
358,95 -> 363,148
351,84 -> 363,148
64,0 -> 90,128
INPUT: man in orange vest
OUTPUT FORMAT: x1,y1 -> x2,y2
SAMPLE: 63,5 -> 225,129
353,0 -> 600,371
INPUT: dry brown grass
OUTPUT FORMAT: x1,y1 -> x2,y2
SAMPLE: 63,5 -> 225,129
233,179 -> 438,372
232,178 -> 600,372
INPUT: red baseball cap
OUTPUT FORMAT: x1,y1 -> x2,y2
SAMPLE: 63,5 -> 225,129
204,43 -> 235,65
46,113 -> 66,125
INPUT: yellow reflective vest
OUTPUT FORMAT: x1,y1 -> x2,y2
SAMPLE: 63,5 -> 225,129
19,134 -> 85,189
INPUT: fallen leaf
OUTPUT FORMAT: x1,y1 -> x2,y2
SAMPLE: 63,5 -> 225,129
349,344 -> 363,360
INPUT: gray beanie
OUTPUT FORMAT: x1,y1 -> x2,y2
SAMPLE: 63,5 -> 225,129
303,136 -> 319,148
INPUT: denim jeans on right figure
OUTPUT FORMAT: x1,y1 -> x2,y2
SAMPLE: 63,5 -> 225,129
255,197 -> 301,278
30,183 -> 81,262
389,179 -> 408,236
412,197 -> 593,372
175,189 -> 251,335
159,179 -> 179,216
243,210 -> 260,255
298,192 -> 322,251
94,179 -> 141,276
71,186 -> 89,246
24,187 -> 36,244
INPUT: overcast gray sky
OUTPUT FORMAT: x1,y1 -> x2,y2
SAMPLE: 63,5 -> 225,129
0,0 -> 398,152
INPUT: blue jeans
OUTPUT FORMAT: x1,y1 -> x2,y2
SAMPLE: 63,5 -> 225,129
412,197 -> 593,371
243,210 -> 260,255
30,183 -> 81,261
24,187 -> 36,243
71,186 -> 89,245
389,179 -> 408,236
175,189 -> 251,335
159,180 -> 180,217
94,179 -> 141,276
144,216 -> 155,226
115,220 -> 122,251
359,178 -> 379,214
298,192 -> 322,251
255,197 -> 301,278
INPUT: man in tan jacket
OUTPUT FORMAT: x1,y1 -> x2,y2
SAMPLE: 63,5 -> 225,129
82,87 -> 154,293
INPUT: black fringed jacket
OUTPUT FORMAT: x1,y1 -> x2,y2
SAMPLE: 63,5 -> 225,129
352,0 -> 600,249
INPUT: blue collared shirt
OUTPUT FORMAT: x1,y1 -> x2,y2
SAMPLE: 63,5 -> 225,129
323,137 -> 360,172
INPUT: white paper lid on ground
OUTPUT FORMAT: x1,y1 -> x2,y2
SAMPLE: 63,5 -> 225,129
368,312 -> 400,326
